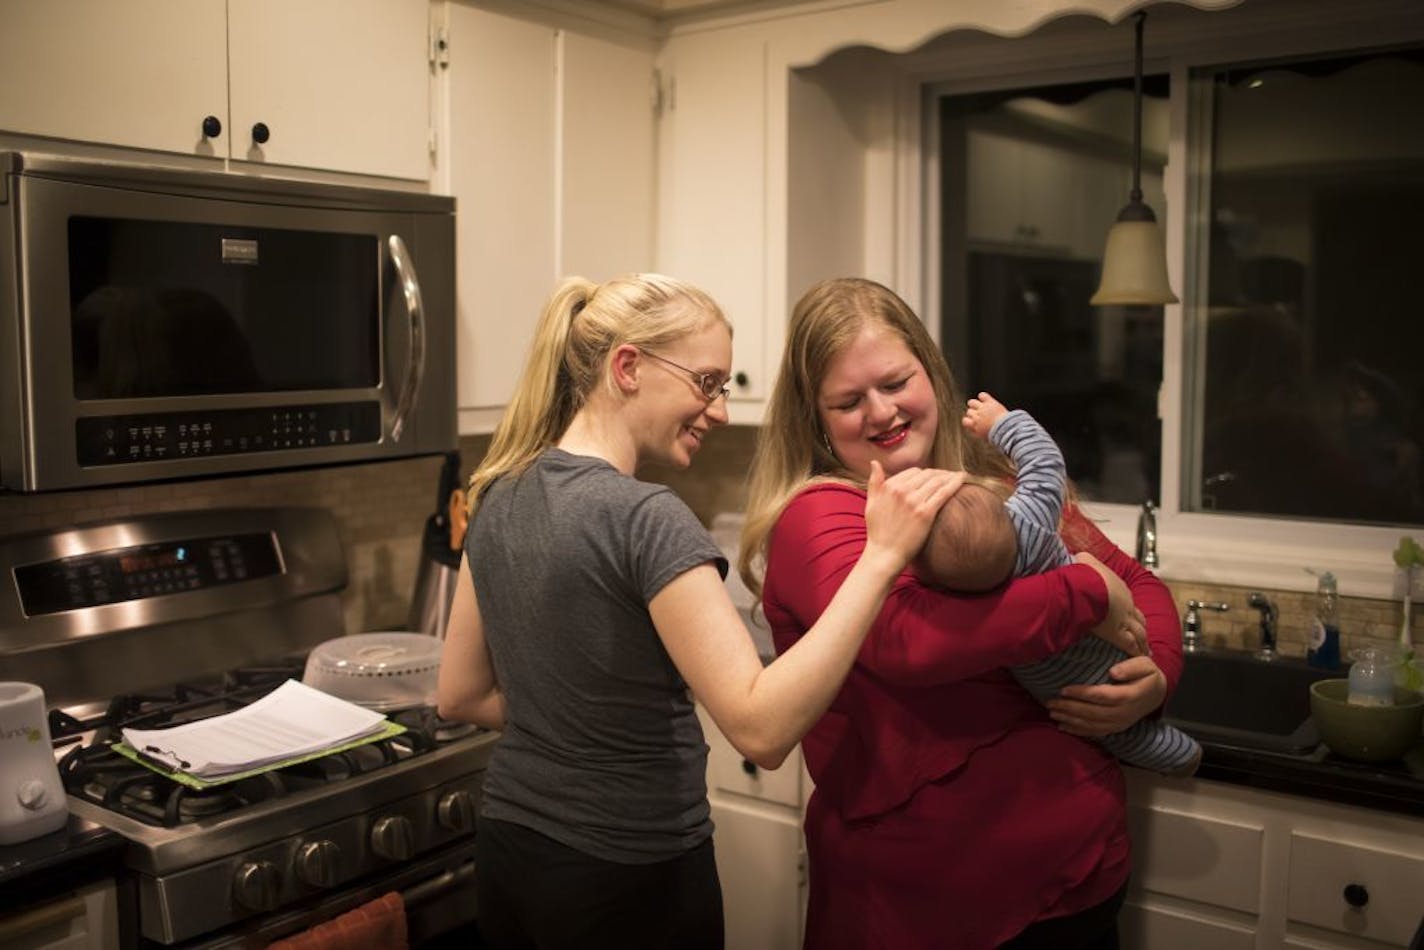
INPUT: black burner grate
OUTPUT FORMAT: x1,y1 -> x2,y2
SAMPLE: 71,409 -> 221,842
53,659 -> 452,828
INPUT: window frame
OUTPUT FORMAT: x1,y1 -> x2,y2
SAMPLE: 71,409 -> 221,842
919,4 -> 1424,600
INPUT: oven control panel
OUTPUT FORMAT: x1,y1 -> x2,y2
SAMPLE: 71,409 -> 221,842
74,401 -> 381,467
13,532 -> 282,616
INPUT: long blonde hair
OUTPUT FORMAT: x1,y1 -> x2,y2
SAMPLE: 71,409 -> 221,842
467,273 -> 728,516
738,277 -> 1011,597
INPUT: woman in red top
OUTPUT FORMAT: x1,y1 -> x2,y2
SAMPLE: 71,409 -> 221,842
738,278 -> 1182,949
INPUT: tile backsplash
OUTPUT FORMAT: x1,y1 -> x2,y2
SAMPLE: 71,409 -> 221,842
3,422 -> 1416,667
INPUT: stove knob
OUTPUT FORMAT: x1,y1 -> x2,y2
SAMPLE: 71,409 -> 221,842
371,815 -> 415,861
437,790 -> 477,833
233,860 -> 281,911
295,840 -> 343,888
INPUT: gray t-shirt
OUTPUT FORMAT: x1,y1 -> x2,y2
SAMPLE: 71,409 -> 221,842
468,448 -> 725,863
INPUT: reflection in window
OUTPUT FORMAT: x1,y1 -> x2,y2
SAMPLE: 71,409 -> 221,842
1190,49 -> 1424,525
940,79 -> 1166,505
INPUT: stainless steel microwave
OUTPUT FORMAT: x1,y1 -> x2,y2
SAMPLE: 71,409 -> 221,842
0,151 -> 456,492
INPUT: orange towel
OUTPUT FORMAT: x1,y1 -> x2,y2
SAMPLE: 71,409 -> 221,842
268,892 -> 408,950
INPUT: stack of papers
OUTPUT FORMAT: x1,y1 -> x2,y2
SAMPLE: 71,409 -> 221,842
121,679 -> 394,781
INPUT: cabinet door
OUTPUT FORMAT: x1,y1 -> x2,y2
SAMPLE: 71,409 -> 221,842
560,33 -> 656,281
0,0 -> 227,157
657,32 -> 768,402
1120,898 -> 1256,950
227,0 -> 430,179
446,6 -> 557,425
1286,833 -> 1424,946
1127,802 -> 1264,914
710,799 -> 804,950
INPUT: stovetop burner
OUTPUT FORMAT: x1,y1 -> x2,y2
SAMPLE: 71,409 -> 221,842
53,660 -> 452,828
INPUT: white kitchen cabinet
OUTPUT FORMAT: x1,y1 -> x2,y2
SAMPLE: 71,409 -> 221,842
656,30 -> 769,412
0,0 -> 430,180
444,5 -> 656,433
1285,834 -> 1424,946
1124,769 -> 1424,949
226,0 -> 430,179
696,704 -> 805,950
445,5 -> 557,432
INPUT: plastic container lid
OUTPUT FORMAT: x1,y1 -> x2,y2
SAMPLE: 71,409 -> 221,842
302,632 -> 442,710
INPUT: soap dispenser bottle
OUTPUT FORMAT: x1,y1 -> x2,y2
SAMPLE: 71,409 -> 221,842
1308,570 -> 1341,670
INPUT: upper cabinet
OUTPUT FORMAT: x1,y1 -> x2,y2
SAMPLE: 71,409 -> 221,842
0,0 -> 431,181
444,6 -> 656,433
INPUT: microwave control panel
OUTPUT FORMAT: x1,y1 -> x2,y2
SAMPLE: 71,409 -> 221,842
74,401 -> 381,467
13,532 -> 282,616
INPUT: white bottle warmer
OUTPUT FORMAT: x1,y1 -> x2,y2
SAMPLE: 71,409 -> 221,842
0,682 -> 68,845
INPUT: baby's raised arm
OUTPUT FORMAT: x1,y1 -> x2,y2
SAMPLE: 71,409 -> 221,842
963,391 -> 1008,439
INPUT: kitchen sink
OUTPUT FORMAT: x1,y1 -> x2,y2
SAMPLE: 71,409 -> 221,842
1164,649 -> 1339,753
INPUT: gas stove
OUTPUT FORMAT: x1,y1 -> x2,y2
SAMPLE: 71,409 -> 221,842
1,507 -> 496,947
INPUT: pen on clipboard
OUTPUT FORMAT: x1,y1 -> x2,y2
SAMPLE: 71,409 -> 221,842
143,745 -> 191,770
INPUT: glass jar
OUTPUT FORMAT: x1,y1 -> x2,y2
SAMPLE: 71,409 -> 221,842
1347,646 -> 1399,707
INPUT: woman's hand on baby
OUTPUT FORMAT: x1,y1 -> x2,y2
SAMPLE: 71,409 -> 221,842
862,461 -> 965,571
1046,656 -> 1169,737
1072,551 -> 1149,657
962,391 -> 1008,440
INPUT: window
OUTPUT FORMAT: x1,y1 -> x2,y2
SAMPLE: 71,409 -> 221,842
914,3 -> 1424,595
1186,49 -> 1424,526
940,79 -> 1169,506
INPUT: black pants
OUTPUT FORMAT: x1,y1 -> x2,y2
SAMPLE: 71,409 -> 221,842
998,882 -> 1128,950
473,816 -> 723,950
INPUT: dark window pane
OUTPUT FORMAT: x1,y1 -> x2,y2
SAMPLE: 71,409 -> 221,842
941,82 -> 1166,505
1193,50 -> 1424,525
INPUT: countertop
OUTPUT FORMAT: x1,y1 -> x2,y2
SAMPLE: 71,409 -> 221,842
0,813 -> 126,915
1194,734 -> 1424,819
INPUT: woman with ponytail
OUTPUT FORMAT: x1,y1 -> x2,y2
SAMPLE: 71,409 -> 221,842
436,274 -> 961,949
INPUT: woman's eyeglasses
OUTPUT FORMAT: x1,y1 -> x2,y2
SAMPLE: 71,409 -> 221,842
639,350 -> 731,402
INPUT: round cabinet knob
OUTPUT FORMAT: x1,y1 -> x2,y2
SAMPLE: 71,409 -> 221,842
295,839 -> 343,888
437,790 -> 477,833
232,860 -> 281,911
734,372 -> 749,388
16,780 -> 48,810
741,758 -> 758,778
201,115 -> 222,138
370,815 -> 415,861
1343,883 -> 1369,908
251,122 -> 270,145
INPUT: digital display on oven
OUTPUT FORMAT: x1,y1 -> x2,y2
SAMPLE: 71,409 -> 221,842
13,533 -> 282,616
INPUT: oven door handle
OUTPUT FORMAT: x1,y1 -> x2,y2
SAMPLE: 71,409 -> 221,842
0,893 -> 86,943
387,233 -> 427,443
401,859 -> 475,907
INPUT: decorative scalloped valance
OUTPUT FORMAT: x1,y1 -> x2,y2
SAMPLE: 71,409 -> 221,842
770,0 -> 1244,69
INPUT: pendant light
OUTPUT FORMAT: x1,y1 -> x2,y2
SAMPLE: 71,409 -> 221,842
1090,11 -> 1179,306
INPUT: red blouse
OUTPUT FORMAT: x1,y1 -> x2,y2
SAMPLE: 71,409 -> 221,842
763,482 -> 1183,948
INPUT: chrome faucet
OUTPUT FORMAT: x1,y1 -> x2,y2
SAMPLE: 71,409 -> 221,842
1136,501 -> 1159,568
1182,600 -> 1229,652
1247,592 -> 1278,661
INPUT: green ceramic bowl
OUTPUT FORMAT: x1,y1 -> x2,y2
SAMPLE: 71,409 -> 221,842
1309,679 -> 1424,763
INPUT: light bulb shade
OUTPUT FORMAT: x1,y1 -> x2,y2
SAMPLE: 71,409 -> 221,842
1090,217 -> 1179,305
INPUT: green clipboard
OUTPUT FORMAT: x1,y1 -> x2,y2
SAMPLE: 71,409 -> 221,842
111,719 -> 409,790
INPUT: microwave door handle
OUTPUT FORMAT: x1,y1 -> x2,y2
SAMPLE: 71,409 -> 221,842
387,234 -> 426,443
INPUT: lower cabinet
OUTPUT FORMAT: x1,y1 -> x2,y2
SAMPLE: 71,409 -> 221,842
697,705 -> 806,950
1125,770 -> 1424,949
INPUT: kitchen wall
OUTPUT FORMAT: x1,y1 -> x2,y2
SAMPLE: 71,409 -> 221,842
3,421 -> 1414,662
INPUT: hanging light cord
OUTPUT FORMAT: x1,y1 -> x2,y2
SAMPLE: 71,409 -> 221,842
1130,10 -> 1145,205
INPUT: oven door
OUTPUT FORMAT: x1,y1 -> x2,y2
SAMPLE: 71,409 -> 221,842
139,837 -> 479,949
1,160 -> 455,492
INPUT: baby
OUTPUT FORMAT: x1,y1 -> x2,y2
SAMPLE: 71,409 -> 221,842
917,391 -> 1200,777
